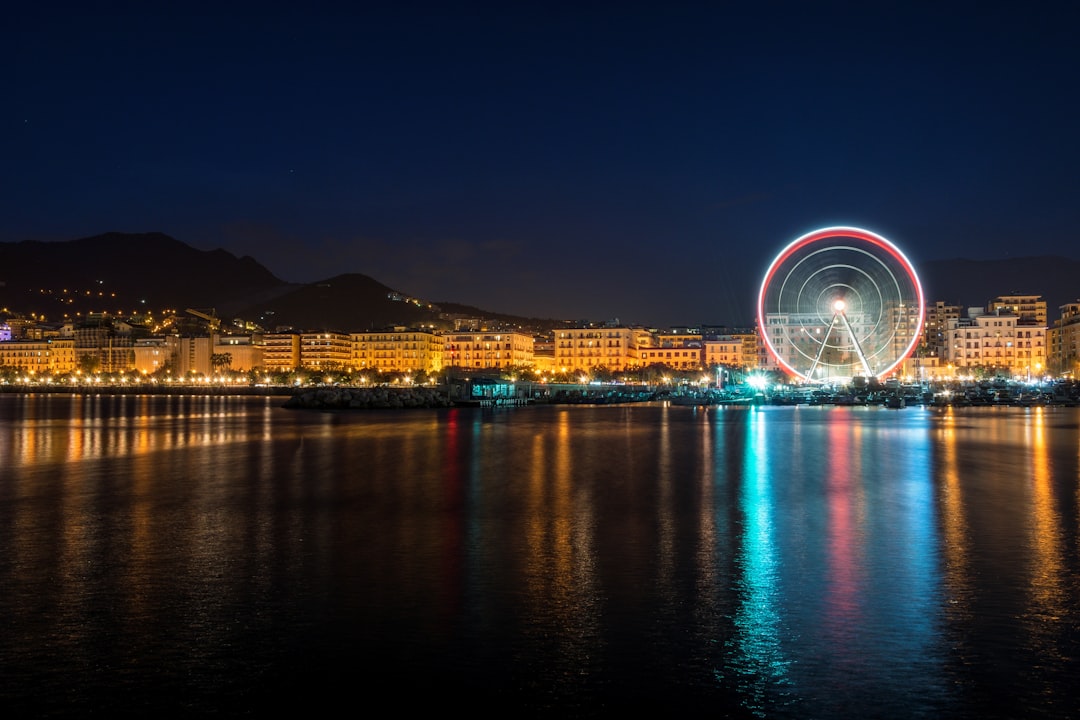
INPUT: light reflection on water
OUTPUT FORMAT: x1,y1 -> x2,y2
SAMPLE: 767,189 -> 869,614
1,394 -> 1079,718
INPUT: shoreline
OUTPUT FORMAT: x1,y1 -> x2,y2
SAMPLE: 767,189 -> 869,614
3,379 -> 1077,410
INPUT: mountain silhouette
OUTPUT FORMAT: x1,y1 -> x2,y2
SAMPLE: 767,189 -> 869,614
918,256 -> 1080,316
0,232 -> 553,332
2,233 -> 1078,331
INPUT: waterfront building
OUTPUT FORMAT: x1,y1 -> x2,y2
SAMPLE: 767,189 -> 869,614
943,308 -> 1046,378
640,331 -> 705,370
889,301 -> 923,373
133,336 -> 179,375
703,335 -> 750,369
553,327 -> 642,373
444,331 -> 534,370
176,336 -> 212,377
901,353 -> 950,381
531,336 -> 556,375
735,333 -> 762,370
351,329 -> 445,374
263,333 -> 301,372
1048,301 -> 1080,377
300,332 -> 352,372
214,335 -> 263,372
0,338 -> 75,375
74,321 -> 134,373
702,337 -> 739,367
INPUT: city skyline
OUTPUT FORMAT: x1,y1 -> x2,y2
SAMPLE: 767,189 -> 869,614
7,2 -> 1080,327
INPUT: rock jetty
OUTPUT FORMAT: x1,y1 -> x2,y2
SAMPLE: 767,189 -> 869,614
283,386 -> 452,410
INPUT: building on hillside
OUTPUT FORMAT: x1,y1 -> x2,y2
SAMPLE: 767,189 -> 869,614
444,331 -> 534,370
988,294 -> 1047,328
351,329 -> 444,374
263,333 -> 301,372
0,338 -> 75,375
1048,301 -> 1080,377
3,318 -> 34,339
300,332 -> 352,372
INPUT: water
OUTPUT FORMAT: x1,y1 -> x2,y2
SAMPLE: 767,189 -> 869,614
1,393 -> 1078,718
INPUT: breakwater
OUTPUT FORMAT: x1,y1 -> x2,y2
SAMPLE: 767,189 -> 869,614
283,385 -> 453,409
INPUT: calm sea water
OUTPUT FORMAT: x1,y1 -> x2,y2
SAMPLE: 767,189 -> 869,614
1,393 -> 1078,718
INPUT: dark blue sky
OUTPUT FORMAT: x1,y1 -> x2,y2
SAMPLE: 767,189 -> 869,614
5,2 -> 1079,326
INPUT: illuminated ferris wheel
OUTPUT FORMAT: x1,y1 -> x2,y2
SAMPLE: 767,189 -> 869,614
757,226 -> 925,383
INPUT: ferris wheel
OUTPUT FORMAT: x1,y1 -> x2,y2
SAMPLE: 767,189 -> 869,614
757,226 -> 925,383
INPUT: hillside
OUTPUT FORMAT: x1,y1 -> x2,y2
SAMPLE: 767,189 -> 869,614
0,232 -> 551,332
0,232 -> 293,317
4,233 -> 1078,332
235,273 -> 446,332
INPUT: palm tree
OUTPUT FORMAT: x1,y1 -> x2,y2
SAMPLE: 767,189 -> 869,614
211,352 -> 233,374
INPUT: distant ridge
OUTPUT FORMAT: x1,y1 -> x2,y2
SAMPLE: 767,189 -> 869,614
0,231 -> 292,313
0,232 -> 555,332
234,273 -> 442,332
918,256 -> 1080,315
3,233 -> 1077,330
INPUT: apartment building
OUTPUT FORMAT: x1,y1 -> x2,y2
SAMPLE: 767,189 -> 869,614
214,335 -> 263,372
73,323 -> 133,373
0,338 -> 76,375
300,332 -> 352,371
176,336 -> 213,376
531,336 -> 556,375
988,294 -> 1047,328
1048,301 -> 1080,376
263,333 -> 301,372
943,309 -> 1046,377
352,329 -> 445,374
133,336 -> 179,374
922,301 -> 961,357
445,331 -> 534,370
703,335 -> 748,368
553,327 -> 642,373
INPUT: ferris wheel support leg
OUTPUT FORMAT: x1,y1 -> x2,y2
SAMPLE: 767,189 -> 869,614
806,316 -> 838,382
838,311 -> 875,380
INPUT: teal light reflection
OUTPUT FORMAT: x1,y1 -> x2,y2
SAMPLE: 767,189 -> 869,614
722,408 -> 792,715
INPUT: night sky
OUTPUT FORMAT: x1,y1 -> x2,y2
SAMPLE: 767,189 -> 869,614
6,2 -> 1080,327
